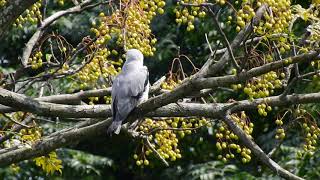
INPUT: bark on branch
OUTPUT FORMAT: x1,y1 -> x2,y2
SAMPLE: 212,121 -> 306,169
129,50 -> 319,123
0,119 -> 111,166
2,86 -> 320,119
0,75 -> 165,113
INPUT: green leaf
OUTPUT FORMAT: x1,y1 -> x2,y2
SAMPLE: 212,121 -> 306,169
46,54 -> 52,62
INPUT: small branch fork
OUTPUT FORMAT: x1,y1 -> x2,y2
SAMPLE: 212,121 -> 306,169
2,113 -> 31,128
144,136 -> 169,166
208,8 -> 241,71
0,114 -> 33,144
21,0 -> 110,67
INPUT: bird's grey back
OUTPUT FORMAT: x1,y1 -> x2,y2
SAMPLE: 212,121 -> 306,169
108,48 -> 147,135
111,66 -> 148,123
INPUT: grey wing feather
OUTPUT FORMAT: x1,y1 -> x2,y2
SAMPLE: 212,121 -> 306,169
107,67 -> 148,135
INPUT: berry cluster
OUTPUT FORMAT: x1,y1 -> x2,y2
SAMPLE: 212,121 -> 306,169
103,95 -> 112,104
161,78 -> 182,91
122,4 -> 160,55
216,112 -> 252,163
235,4 -> 256,32
91,0 -> 162,56
0,0 -> 6,7
311,60 -> 320,78
75,47 -> 116,90
8,116 -> 62,174
301,122 -> 320,152
257,103 -> 272,117
29,51 -> 43,70
2,114 -> 41,150
134,153 -> 150,166
243,71 -> 282,101
274,113 -> 285,140
74,0 -> 165,91
174,0 -> 207,31
235,0 -> 292,35
134,117 -> 210,166
20,126 -> 42,144
275,126 -> 285,140
61,63 -> 69,72
13,1 -> 42,28
233,0 -> 294,56
88,96 -> 99,105
295,109 -> 320,158
136,118 -> 182,166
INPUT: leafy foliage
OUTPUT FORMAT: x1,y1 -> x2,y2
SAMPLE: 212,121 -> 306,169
33,151 -> 62,175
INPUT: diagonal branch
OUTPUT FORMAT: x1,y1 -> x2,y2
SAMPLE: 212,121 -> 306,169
208,8 -> 240,70
2,90 -> 320,174
196,5 -> 267,78
2,113 -> 31,128
0,119 -> 111,167
21,0 -> 108,67
0,51 -> 319,118
144,137 -> 169,166
0,115 -> 33,144
223,112 -> 303,180
128,50 -> 319,123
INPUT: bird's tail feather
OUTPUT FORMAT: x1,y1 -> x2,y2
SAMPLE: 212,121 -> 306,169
107,121 -> 122,135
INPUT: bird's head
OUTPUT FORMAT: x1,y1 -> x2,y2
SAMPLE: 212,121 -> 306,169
124,49 -> 144,67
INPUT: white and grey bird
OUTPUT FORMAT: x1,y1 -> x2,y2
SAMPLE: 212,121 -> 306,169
107,49 -> 149,135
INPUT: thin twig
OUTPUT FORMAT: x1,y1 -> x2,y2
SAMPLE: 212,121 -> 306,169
208,8 -> 240,70
144,136 -> 169,167
267,116 -> 302,157
205,33 -> 214,55
21,0 -> 109,67
2,114 -> 31,128
0,115 -> 33,144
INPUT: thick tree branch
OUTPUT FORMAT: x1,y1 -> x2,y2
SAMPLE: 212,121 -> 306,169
3,85 -> 320,119
196,50 -> 319,89
0,76 -> 165,112
129,50 -> 319,123
1,90 -> 320,178
196,5 -> 267,78
0,119 -> 111,166
0,88 -> 111,117
0,91 -> 316,179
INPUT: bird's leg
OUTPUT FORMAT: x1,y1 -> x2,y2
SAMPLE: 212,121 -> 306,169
129,119 -> 140,130
130,118 -> 147,132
